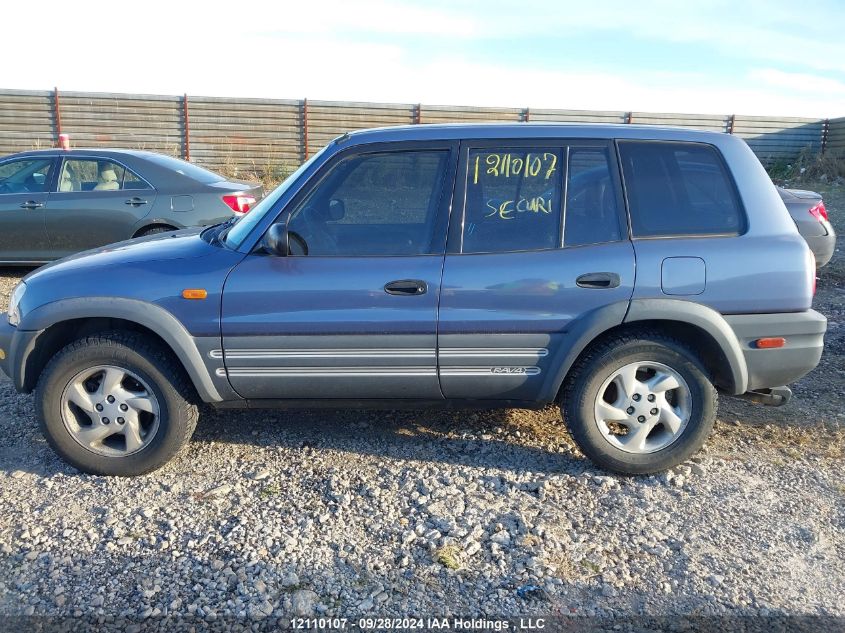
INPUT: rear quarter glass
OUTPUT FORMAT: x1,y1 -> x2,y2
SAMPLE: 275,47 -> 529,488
618,141 -> 746,237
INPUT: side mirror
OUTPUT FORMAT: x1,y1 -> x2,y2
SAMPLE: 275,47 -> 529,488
262,223 -> 290,257
328,199 -> 346,221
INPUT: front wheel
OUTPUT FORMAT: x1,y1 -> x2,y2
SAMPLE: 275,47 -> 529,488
35,332 -> 198,476
561,332 -> 717,475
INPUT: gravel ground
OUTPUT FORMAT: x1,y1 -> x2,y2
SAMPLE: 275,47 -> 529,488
0,183 -> 843,629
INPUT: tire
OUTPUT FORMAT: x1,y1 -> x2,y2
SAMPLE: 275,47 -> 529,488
137,226 -> 176,237
561,331 -> 717,475
35,332 -> 199,476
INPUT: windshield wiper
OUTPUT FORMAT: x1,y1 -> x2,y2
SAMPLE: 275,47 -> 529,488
205,217 -> 238,247
218,216 -> 241,246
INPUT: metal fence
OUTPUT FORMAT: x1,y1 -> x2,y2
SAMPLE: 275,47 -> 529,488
0,88 -> 839,173
828,116 -> 845,157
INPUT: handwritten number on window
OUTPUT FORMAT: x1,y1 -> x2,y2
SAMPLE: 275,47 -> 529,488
472,152 -> 557,184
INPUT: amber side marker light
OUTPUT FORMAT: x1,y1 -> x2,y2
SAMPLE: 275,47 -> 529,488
182,289 -> 208,300
0,348 -> 6,360
754,337 -> 786,349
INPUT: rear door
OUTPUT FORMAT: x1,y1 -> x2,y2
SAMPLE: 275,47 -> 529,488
437,140 -> 635,401
0,156 -> 56,262
46,156 -> 156,256
220,142 -> 457,400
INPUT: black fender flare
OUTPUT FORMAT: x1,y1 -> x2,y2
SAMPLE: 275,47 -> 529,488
20,297 -> 226,402
624,299 -> 748,395
542,299 -> 749,401
540,301 -> 629,402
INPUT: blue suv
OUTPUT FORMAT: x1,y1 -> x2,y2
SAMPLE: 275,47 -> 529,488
0,124 -> 827,476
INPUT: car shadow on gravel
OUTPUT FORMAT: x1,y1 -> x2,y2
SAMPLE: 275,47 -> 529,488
190,405 -> 584,475
1,374 -> 842,479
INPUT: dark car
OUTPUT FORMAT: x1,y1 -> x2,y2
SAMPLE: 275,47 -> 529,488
776,186 -> 835,267
0,149 -> 263,264
0,124 -> 826,477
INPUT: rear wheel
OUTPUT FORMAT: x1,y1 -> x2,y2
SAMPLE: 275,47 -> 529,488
35,332 -> 198,476
561,331 -> 717,474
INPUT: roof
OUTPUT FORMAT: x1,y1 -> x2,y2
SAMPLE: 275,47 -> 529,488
7,148 -> 160,158
340,122 -> 733,146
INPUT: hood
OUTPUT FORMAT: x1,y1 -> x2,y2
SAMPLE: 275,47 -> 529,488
25,228 -> 215,283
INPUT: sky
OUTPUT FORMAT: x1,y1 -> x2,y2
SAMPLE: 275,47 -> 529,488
1,0 -> 843,118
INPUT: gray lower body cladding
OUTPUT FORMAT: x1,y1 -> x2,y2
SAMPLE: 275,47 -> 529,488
725,310 -> 827,391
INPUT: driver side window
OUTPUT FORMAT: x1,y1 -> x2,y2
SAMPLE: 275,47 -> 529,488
0,158 -> 55,194
285,150 -> 449,256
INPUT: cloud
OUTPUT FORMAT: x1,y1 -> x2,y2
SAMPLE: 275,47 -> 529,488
750,68 -> 845,95
0,0 -> 842,118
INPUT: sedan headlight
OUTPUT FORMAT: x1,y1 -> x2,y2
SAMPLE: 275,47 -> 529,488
8,282 -> 25,327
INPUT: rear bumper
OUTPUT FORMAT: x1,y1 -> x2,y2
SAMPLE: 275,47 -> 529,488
724,310 -> 827,391
804,233 -> 835,268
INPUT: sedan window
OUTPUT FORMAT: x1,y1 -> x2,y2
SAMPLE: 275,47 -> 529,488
0,158 -> 55,194
58,159 -> 149,192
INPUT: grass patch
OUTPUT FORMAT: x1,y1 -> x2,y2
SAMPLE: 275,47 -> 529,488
259,483 -> 282,499
767,149 -> 845,185
434,545 -> 462,570
544,550 -> 579,581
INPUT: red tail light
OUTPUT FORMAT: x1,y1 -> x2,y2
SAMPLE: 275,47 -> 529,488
808,201 -> 828,223
222,194 -> 257,215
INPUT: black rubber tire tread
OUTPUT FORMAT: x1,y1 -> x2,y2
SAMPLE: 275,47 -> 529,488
136,226 -> 176,237
35,331 -> 198,476
561,329 -> 717,475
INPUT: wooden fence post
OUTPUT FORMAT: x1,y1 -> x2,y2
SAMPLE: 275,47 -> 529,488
53,87 -> 63,146
302,98 -> 309,161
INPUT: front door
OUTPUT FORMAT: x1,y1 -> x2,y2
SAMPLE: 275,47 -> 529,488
46,157 -> 156,257
438,140 -> 636,401
221,142 -> 457,400
0,156 -> 56,262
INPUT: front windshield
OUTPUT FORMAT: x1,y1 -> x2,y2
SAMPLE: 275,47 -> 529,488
224,146 -> 330,250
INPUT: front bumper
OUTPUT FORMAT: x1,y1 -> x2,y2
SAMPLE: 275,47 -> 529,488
725,309 -> 827,391
0,314 -> 13,380
0,314 -> 42,391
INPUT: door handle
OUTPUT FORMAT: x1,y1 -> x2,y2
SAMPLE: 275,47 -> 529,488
576,272 -> 620,289
20,200 -> 44,210
125,197 -> 148,206
384,279 -> 427,296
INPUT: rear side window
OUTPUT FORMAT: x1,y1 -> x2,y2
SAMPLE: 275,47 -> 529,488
618,142 -> 744,237
58,159 -> 150,192
565,147 -> 622,247
462,148 -> 562,253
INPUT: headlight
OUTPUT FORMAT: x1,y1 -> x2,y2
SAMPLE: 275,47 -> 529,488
8,282 -> 25,327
